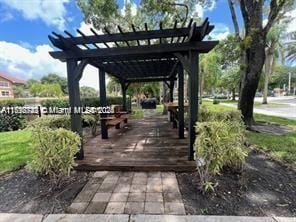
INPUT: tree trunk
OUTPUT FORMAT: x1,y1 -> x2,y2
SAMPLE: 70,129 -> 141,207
162,82 -> 168,115
232,88 -> 236,101
263,51 -> 273,104
239,37 -> 266,126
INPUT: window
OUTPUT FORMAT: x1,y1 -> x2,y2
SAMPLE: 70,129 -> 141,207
0,81 -> 9,88
1,91 -> 9,97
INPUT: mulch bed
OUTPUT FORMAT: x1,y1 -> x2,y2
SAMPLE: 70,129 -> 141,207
0,169 -> 89,214
177,150 -> 296,216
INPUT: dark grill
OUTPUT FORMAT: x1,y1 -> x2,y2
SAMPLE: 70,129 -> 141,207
141,98 -> 157,109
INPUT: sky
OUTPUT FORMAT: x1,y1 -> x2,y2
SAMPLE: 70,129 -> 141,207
0,0 -> 295,89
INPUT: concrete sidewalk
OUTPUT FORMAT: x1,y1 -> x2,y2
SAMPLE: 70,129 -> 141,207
220,102 -> 296,120
0,213 -> 295,222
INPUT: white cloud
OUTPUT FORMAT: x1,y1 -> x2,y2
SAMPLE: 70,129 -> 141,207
0,40 -> 101,89
0,0 -> 70,30
286,9 -> 296,33
0,11 -> 13,23
0,41 -> 65,80
121,0 -> 138,17
190,2 -> 216,18
209,23 -> 230,40
192,4 -> 204,18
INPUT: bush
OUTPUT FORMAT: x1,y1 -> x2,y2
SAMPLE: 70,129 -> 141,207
213,99 -> 220,104
28,127 -> 80,187
27,115 -> 71,130
0,99 -> 26,132
195,108 -> 247,193
41,98 -> 69,108
199,106 -> 243,123
41,96 -> 127,108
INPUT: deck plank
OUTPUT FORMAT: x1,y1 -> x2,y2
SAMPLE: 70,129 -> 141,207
75,115 -> 196,172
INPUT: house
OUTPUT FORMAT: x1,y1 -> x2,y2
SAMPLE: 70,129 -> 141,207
0,72 -> 26,99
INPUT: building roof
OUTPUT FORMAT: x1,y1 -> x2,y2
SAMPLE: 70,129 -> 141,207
0,72 -> 26,85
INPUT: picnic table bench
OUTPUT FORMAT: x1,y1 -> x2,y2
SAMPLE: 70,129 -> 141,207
165,102 -> 188,129
100,105 -> 129,134
104,113 -> 129,129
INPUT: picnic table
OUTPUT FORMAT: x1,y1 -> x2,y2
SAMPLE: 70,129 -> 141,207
165,102 -> 188,128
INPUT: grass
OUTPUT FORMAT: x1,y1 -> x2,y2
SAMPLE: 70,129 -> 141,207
130,106 -> 144,119
130,104 -> 164,119
202,100 -> 296,165
246,131 -> 296,164
0,130 -> 32,173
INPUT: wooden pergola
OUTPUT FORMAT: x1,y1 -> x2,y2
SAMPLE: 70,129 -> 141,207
48,18 -> 218,161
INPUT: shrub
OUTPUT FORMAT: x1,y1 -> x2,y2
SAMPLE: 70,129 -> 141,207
0,99 -> 26,132
41,98 -> 69,108
28,127 -> 80,187
194,120 -> 247,193
41,96 -> 127,109
213,99 -> 220,104
27,115 -> 71,130
199,106 -> 243,123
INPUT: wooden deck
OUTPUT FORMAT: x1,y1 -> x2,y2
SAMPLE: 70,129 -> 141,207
75,114 -> 196,172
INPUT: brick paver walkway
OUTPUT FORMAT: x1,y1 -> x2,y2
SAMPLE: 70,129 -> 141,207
67,171 -> 186,215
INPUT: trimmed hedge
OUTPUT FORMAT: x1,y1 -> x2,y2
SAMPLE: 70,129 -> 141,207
0,99 -> 26,132
199,106 -> 243,123
41,96 -> 130,108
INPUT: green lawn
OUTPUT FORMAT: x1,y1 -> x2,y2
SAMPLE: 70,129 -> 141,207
130,104 -> 163,119
203,100 -> 296,165
130,107 -> 144,119
0,130 -> 32,173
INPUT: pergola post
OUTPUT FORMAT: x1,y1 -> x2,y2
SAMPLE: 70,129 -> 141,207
67,59 -> 83,160
99,68 -> 108,139
121,81 -> 127,111
188,50 -> 199,161
169,79 -> 174,102
178,63 -> 185,139
162,82 -> 168,115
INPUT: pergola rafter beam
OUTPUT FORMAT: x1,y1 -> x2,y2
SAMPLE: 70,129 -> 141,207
126,77 -> 177,83
49,41 -> 218,60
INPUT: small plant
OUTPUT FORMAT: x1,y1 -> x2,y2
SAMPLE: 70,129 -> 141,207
82,114 -> 100,136
194,120 -> 247,193
0,99 -> 26,132
28,127 -> 80,187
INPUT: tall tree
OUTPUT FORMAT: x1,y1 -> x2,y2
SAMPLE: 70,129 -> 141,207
215,35 -> 240,100
199,51 -> 221,96
263,25 -> 285,104
41,73 -> 68,94
227,0 -> 294,125
286,32 -> 296,62
80,86 -> 98,98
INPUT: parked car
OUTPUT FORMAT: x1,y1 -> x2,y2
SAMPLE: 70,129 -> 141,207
213,94 -> 228,99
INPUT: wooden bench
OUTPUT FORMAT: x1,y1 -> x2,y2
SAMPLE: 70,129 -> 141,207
106,114 -> 128,129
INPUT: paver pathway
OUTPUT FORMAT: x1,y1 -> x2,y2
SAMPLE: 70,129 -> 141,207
67,171 -> 185,215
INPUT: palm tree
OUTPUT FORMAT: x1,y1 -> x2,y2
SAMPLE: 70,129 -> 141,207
263,26 -> 284,104
286,32 -> 296,62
